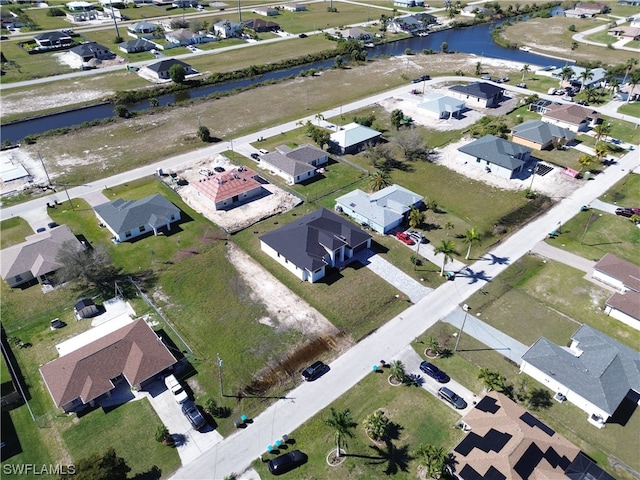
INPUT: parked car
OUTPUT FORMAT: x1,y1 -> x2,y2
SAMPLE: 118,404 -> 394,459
497,76 -> 509,83
576,100 -> 589,106
395,232 -> 415,245
412,74 -> 430,83
615,208 -> 634,218
302,360 -> 328,381
36,227 -> 46,233
298,33 -> 307,38
481,75 -> 491,81
214,166 -> 225,173
268,450 -> 308,475
630,207 -> 640,215
406,230 -> 426,244
516,83 -> 526,88
47,222 -> 58,229
419,361 -> 450,383
438,386 -> 467,409
250,153 -> 260,160
164,374 -> 189,404
181,400 -> 206,430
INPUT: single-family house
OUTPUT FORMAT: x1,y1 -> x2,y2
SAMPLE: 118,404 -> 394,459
577,2 -> 609,13
69,42 -> 114,64
34,31 -> 74,48
340,28 -> 373,42
619,0 -> 640,5
617,83 -> 640,102
165,28 -> 212,45
592,253 -> 640,293
209,1 -> 229,9
243,18 -> 279,33
260,143 -> 328,185
329,122 -> 382,155
540,103 -> 599,132
213,20 -> 243,38
281,3 -> 306,12
259,208 -> 372,283
94,193 -> 181,243
66,1 -> 93,10
40,319 -> 177,412
335,184 -> 423,234
608,25 -> 640,40
74,298 -> 100,319
141,58 -> 196,81
66,10 -> 99,22
448,82 -> 505,108
457,135 -> 531,179
191,166 -> 264,210
604,291 -> 640,330
0,225 -> 84,288
511,120 -> 576,150
393,0 -> 425,7
387,15 -> 427,34
417,93 -> 466,119
172,0 -> 197,6
453,392 -> 614,480
461,5 -> 492,17
548,66 -> 607,90
127,21 -> 158,35
253,7 -> 278,16
520,324 -> 640,428
119,38 -> 156,53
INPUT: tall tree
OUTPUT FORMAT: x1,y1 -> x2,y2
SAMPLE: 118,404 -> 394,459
408,207 -> 424,229
594,143 -> 608,164
324,408 -> 357,458
593,122 -> 611,145
462,227 -> 481,260
55,242 -> 121,294
390,109 -> 405,130
559,65 -> 573,87
434,239 -> 458,276
444,221 -> 454,236
169,63 -> 186,83
61,448 -> 130,480
626,68 -> 640,104
520,64 -> 530,81
578,68 -> 593,92
369,170 -> 391,192
478,368 -> 506,392
621,57 -> 639,85
414,443 -> 448,479
577,154 -> 593,173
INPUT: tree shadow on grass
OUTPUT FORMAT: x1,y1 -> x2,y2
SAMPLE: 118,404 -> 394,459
366,441 -> 412,475
131,466 -> 162,480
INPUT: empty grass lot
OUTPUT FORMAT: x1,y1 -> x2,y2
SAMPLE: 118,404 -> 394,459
0,217 -> 34,249
252,370 -> 464,480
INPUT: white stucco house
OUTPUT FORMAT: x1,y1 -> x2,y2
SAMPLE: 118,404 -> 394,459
592,254 -> 640,330
259,144 -> 328,185
335,184 -> 423,234
520,325 -> 640,428
259,208 -> 371,283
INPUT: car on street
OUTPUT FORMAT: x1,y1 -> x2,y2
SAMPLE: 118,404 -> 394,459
412,74 -> 431,83
407,230 -> 426,244
298,33 -> 307,38
181,400 -> 207,430
395,232 -> 415,245
497,76 -> 509,83
438,386 -> 467,409
481,75 -> 491,81
268,450 -> 307,475
516,83 -> 526,88
250,153 -> 260,160
165,374 -> 189,404
615,208 -> 634,218
214,166 -> 225,173
302,360 -> 328,381
576,100 -> 589,106
419,361 -> 450,383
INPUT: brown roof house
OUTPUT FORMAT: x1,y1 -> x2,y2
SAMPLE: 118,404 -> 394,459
191,165 -> 264,210
0,225 -> 84,288
540,104 -> 599,133
40,319 -> 177,412
592,253 -> 640,330
453,391 -> 615,480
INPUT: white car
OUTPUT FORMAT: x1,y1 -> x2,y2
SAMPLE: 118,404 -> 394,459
164,374 -> 189,403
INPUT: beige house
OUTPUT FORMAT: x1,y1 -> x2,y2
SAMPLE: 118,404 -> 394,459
540,104 -> 599,133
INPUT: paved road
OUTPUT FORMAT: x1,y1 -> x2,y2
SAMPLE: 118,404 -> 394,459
172,148 -> 638,479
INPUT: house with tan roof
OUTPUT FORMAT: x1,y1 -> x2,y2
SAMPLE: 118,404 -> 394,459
259,144 -> 328,185
592,253 -> 640,330
0,225 -> 84,288
454,392 -> 614,480
608,25 -> 640,40
40,319 -> 177,412
191,166 -> 263,210
540,103 -> 599,132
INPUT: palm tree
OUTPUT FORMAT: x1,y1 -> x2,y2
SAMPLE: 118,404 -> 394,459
324,408 -> 357,458
462,227 -> 481,260
362,410 -> 390,442
594,143 -> 608,164
369,170 -> 391,192
434,239 -> 458,276
408,207 -> 424,229
621,57 -> 639,85
478,368 -> 506,392
579,68 -> 594,92
314,112 -> 324,125
475,61 -> 482,76
389,359 -> 406,384
577,154 -> 593,174
559,65 -> 573,87
444,221 -> 454,236
593,122 -> 611,145
414,443 -> 448,479
608,77 -> 620,99
520,64 -> 530,82
626,68 -> 640,104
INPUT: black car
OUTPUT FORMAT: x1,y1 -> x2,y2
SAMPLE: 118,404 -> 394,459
419,361 -> 450,383
214,166 -> 225,173
298,33 -> 307,38
36,227 -> 46,233
250,153 -> 260,160
412,74 -> 431,83
615,208 -> 634,218
181,401 -> 206,430
48,222 -> 58,229
438,387 -> 467,409
302,360 -> 328,381
268,450 -> 307,475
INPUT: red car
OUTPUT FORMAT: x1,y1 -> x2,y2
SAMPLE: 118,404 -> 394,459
395,232 -> 415,245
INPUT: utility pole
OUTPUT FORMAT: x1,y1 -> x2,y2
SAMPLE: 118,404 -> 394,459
62,184 -> 75,211
454,304 -> 470,351
237,0 -> 242,23
216,353 -> 224,398
108,0 -> 120,39
38,151 -> 52,186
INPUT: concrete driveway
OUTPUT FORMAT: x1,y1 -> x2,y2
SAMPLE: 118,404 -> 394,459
143,379 -> 223,466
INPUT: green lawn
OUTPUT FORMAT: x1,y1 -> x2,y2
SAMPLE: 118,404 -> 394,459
0,217 -> 34,249
61,399 -> 180,477
252,369 -> 464,480
617,101 -> 640,118
600,172 -> 640,207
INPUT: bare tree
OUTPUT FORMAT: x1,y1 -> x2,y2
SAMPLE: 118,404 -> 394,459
55,241 -> 122,293
392,129 -> 430,162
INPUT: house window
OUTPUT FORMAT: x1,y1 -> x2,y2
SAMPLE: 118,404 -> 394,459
170,214 -> 175,220
125,231 -> 132,238
139,226 -> 145,232
15,275 -> 22,282
476,158 -> 481,163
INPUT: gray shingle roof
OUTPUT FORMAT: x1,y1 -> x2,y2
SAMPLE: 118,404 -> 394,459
330,122 -> 381,149
94,194 -> 180,236
261,152 -> 316,177
522,325 -> 640,415
259,208 -> 371,273
458,135 -> 531,170
512,120 -> 576,144
145,58 -> 191,73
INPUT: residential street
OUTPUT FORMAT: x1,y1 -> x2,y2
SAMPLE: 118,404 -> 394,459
172,149 -> 638,479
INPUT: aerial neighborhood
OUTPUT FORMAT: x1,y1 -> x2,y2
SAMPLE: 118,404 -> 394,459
1,1 -> 640,479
